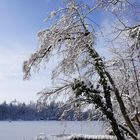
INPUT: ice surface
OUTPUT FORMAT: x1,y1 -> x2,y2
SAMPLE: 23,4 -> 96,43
0,121 -> 105,140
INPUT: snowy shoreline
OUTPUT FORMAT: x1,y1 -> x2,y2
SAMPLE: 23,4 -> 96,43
66,134 -> 116,140
34,133 -> 116,140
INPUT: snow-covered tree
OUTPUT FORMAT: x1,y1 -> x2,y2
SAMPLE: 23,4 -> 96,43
23,0 -> 140,139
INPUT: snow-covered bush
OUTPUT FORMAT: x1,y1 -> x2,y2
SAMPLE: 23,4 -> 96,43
66,134 -> 116,140
34,133 -> 48,140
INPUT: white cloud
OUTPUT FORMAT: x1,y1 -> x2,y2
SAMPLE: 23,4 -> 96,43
0,41 -> 54,103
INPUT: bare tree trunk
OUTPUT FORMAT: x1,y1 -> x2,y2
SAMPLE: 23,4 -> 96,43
106,71 -> 137,135
131,57 -> 140,95
88,94 -> 126,140
103,109 -> 126,140
119,124 -> 138,140
86,43 -> 137,136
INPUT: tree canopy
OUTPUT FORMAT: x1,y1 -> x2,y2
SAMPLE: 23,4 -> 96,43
23,0 -> 140,139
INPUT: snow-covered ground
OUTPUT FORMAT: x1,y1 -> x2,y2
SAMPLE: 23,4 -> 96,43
34,133 -> 116,140
66,134 -> 116,140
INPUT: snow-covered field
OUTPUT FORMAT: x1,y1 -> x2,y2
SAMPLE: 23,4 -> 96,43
0,121 -> 105,140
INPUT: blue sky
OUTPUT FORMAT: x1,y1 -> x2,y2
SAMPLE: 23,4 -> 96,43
0,0 -> 62,103
0,0 -> 111,103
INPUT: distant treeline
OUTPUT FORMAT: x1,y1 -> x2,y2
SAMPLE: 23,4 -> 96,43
0,101 -> 101,121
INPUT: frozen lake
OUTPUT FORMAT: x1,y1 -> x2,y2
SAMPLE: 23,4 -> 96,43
0,121 -> 105,140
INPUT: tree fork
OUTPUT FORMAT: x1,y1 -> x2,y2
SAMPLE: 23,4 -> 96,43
86,42 -> 137,136
106,71 -> 137,135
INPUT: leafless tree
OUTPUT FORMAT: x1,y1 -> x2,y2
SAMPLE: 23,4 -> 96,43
23,0 -> 140,139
